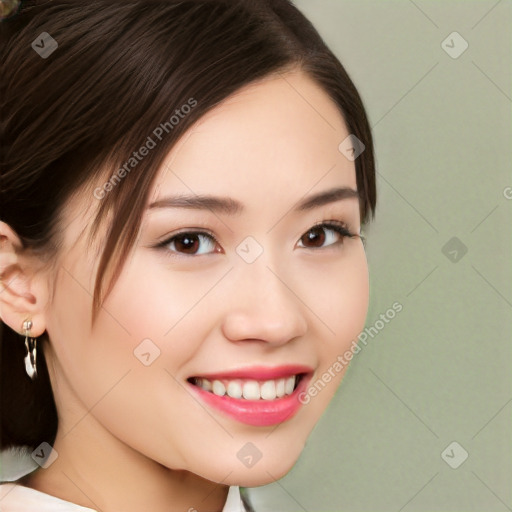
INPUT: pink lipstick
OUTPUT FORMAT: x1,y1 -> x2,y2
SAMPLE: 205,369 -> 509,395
187,365 -> 313,427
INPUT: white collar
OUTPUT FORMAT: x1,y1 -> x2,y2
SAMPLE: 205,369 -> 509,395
223,485 -> 247,512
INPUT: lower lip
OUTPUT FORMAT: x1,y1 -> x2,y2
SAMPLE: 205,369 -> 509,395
188,374 -> 312,427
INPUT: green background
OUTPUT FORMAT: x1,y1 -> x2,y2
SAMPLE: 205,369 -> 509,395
248,1 -> 512,511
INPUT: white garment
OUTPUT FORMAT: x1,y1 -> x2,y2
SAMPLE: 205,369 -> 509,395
0,483 -> 247,512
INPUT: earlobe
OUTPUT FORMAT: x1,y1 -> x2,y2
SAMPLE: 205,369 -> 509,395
0,221 -> 48,337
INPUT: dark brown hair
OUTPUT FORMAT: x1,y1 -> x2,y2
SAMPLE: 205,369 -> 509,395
0,0 -> 376,452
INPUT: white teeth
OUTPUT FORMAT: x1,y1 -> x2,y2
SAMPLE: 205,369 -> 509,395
199,378 -> 212,392
226,380 -> 243,399
193,375 -> 300,400
242,380 -> 260,401
285,376 -> 295,395
260,380 -> 276,400
276,378 -> 286,398
212,380 -> 226,396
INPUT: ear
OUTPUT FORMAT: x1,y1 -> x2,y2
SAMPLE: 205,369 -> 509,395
0,221 -> 49,337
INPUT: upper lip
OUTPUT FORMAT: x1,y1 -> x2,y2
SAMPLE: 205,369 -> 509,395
190,364 -> 314,381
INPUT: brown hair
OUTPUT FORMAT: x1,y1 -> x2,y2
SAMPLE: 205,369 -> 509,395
0,0 -> 376,451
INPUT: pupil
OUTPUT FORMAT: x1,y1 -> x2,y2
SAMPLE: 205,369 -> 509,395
177,234 -> 198,253
305,227 -> 325,247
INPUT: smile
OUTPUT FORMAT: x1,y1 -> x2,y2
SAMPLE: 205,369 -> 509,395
187,365 -> 313,427
189,375 -> 301,400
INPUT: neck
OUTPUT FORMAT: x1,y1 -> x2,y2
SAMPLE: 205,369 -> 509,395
20,342 -> 230,512
20,410 -> 228,512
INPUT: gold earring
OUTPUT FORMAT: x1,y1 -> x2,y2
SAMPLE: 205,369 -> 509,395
22,319 -> 37,379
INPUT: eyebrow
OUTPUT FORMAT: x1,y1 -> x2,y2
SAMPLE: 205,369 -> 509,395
147,186 -> 359,215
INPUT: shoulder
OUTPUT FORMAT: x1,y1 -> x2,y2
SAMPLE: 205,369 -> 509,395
0,482 -> 97,512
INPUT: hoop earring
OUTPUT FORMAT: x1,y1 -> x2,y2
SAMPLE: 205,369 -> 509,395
22,319 -> 37,380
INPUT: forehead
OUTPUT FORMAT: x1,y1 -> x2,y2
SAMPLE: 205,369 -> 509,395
58,71 -> 358,257
150,70 -> 357,210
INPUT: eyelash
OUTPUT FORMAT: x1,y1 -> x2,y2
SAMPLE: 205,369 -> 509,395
154,221 -> 361,260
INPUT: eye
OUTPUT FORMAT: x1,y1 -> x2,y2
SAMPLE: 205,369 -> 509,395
154,221 -> 358,259
297,221 -> 357,249
157,231 -> 220,257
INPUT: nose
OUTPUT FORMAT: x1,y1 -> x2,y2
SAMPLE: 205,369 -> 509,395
221,261 -> 308,347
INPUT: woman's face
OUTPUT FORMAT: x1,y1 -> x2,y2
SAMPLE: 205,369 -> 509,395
43,70 -> 369,487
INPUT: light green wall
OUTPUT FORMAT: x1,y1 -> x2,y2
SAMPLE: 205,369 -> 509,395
249,1 -> 512,510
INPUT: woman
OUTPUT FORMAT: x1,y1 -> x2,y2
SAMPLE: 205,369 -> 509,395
0,0 -> 376,510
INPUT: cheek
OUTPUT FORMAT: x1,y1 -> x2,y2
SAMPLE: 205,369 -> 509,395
297,243 -> 369,405
46,253 -> 221,469
307,243 -> 369,352
101,255 -> 231,367
337,245 -> 369,341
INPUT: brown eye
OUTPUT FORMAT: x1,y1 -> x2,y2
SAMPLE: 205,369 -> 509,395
173,233 -> 201,254
298,222 -> 354,249
159,231 -> 219,257
300,226 -> 327,248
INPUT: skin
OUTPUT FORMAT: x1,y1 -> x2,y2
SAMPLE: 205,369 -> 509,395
0,70 -> 369,512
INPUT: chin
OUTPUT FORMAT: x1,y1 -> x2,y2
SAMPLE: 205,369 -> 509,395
226,462 -> 298,488
208,447 -> 303,488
